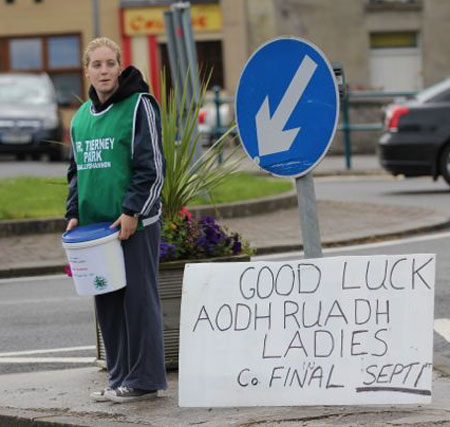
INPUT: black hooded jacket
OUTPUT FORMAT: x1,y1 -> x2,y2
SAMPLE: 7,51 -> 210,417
65,66 -> 166,224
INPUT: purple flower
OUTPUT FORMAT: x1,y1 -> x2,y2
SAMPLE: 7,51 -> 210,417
209,231 -> 223,244
160,241 -> 177,261
199,216 -> 215,226
232,240 -> 242,254
161,214 -> 247,261
197,236 -> 208,248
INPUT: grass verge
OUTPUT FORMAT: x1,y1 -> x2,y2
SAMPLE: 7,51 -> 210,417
0,173 -> 293,220
189,172 -> 293,205
0,177 -> 67,220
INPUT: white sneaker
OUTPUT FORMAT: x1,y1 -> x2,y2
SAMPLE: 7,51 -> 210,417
90,387 -> 114,402
105,386 -> 157,403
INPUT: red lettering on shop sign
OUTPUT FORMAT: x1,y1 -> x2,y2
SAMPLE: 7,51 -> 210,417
192,15 -> 207,28
131,16 -> 144,31
145,19 -> 164,30
129,15 -> 164,33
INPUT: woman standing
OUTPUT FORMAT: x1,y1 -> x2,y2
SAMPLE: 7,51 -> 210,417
65,37 -> 167,403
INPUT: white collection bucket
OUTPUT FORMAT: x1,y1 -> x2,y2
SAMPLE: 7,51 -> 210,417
62,222 -> 127,296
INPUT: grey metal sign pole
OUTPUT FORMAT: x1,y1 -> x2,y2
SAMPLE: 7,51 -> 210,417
295,172 -> 323,258
163,10 -> 183,107
172,5 -> 191,100
176,3 -> 203,166
91,0 -> 101,38
163,2 -> 203,166
179,5 -> 201,102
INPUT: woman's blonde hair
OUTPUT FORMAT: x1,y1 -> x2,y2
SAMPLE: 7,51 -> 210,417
83,37 -> 122,67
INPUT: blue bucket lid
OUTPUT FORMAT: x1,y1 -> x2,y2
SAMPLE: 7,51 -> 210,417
62,222 -> 119,244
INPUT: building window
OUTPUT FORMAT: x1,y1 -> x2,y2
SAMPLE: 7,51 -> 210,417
47,36 -> 81,68
9,38 -> 42,69
368,0 -> 419,4
370,31 -> 417,49
0,34 -> 82,106
369,31 -> 422,91
366,0 -> 422,10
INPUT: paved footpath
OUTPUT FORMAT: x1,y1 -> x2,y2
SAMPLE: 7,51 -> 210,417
0,368 -> 449,426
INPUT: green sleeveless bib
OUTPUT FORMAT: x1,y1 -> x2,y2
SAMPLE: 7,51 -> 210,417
71,93 -> 141,226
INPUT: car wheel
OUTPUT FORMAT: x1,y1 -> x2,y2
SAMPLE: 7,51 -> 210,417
16,153 -> 27,161
440,144 -> 450,186
31,153 -> 41,161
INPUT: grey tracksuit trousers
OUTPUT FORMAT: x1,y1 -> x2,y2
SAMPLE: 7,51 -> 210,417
95,221 -> 168,391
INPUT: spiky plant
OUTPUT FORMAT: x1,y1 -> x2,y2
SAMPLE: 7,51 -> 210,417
160,74 -> 243,223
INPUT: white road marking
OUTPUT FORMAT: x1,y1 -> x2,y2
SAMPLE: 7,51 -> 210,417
253,230 -> 450,261
0,345 -> 96,364
0,296 -> 80,305
0,345 -> 95,357
0,274 -> 67,285
434,318 -> 450,343
315,174 -> 398,182
0,357 -> 95,364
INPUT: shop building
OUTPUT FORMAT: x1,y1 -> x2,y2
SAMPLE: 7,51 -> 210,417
1,0 -> 450,145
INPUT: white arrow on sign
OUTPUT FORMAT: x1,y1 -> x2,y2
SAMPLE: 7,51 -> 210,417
255,54 -> 318,157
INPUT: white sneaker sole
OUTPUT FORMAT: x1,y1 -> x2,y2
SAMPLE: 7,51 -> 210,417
90,390 -> 111,402
105,390 -> 157,404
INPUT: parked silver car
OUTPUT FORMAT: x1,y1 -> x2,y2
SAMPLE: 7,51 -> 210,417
0,73 -> 65,161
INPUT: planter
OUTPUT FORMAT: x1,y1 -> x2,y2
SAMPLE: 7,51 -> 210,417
96,254 -> 250,370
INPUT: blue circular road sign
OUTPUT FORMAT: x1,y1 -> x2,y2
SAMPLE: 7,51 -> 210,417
236,37 -> 339,178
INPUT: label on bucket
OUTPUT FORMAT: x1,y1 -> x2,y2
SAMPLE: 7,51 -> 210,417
65,239 -> 126,296
68,253 -> 109,290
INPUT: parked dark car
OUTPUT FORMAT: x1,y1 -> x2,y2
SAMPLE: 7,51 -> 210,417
0,73 -> 65,161
378,78 -> 450,185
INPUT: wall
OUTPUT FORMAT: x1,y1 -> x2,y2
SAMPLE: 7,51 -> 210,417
246,0 -> 277,51
272,0 -> 369,89
0,0 -> 92,39
422,0 -> 450,86
220,0 -> 249,93
99,0 -> 121,43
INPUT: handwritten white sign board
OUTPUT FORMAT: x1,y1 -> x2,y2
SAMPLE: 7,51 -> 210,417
179,254 -> 435,407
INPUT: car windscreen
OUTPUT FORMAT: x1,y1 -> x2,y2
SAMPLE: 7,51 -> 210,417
415,78 -> 450,103
0,77 -> 53,106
